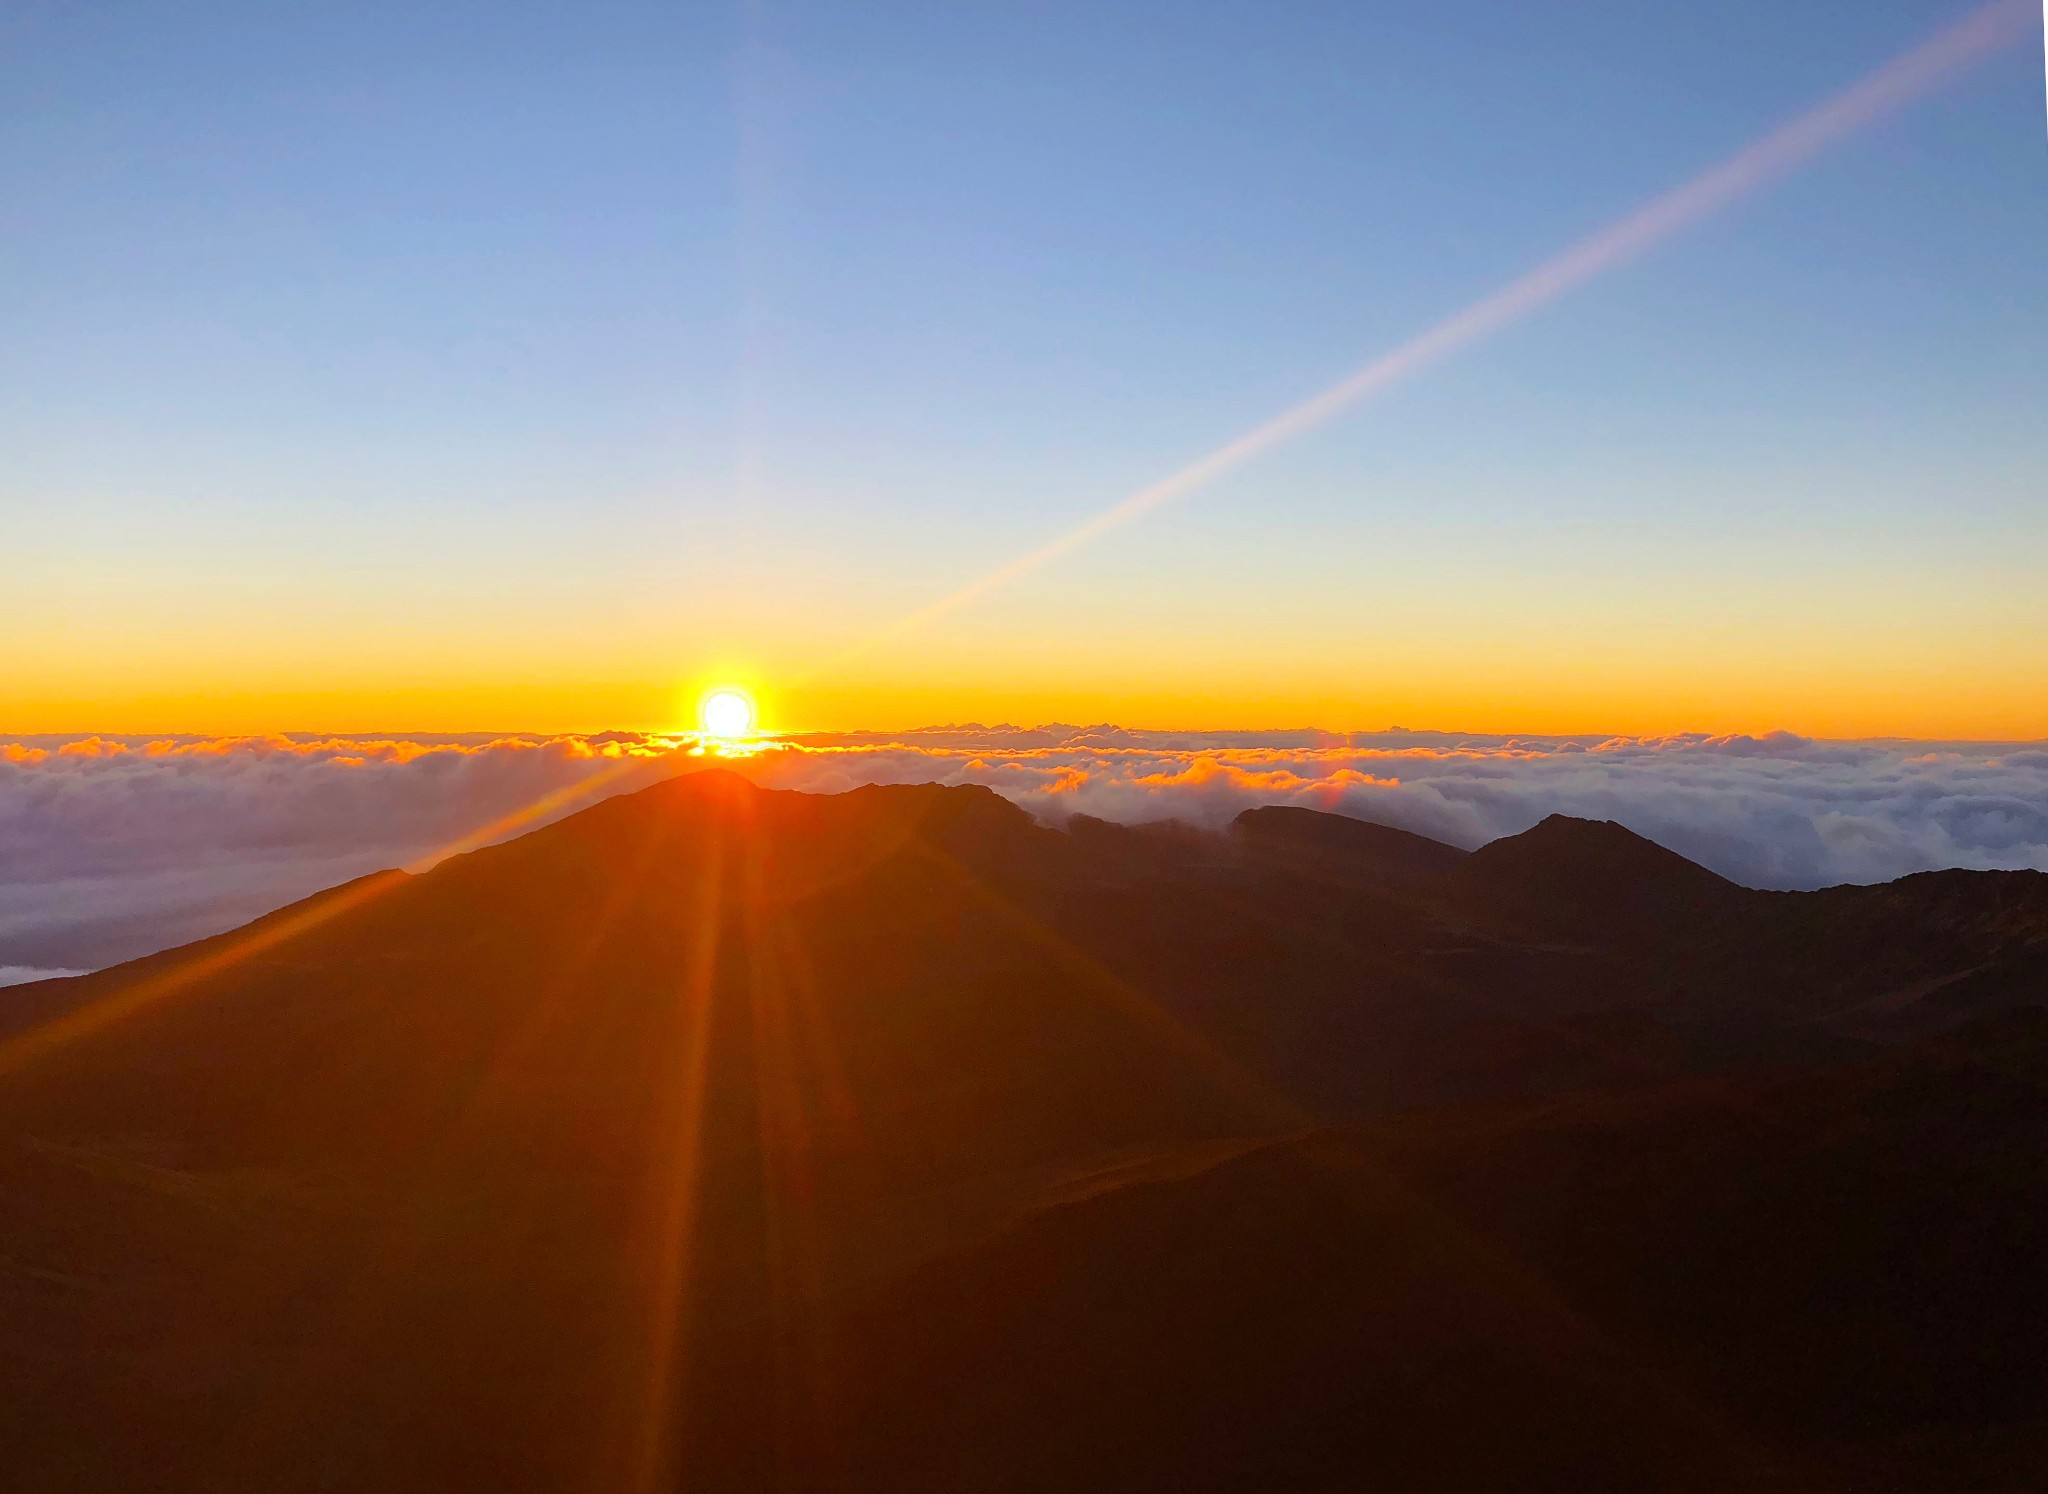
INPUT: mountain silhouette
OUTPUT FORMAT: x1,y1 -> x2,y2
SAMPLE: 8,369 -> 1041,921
1452,811 -> 1741,937
1,770 -> 2043,1491
1232,802 -> 1470,883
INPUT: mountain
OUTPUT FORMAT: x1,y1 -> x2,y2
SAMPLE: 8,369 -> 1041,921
1450,811 -> 1742,939
1232,802 -> 1470,884
806,1008 -> 2048,1493
0,770 -> 2043,1491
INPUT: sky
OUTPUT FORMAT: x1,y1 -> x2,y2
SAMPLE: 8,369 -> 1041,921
5,0 -> 2046,738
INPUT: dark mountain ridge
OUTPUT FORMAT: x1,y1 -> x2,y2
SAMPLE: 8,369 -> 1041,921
1231,802 -> 1470,884
1,770 -> 2043,1491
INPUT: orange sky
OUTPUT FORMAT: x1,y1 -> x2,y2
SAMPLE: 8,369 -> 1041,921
8,627 -> 2044,741
10,513 -> 2046,740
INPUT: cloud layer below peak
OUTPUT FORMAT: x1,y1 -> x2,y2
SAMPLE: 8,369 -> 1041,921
4,726 -> 2045,972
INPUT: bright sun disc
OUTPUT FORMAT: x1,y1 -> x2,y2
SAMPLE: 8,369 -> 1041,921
699,689 -> 755,740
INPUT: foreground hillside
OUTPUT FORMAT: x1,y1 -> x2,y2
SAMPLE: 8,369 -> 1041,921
0,770 -> 2043,1490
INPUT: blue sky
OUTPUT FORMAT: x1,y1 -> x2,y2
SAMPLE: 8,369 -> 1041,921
3,0 -> 2044,734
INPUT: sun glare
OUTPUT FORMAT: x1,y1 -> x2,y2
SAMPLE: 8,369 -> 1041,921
699,689 -> 756,741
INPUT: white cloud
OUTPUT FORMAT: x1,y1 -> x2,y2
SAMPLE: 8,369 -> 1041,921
4,727 -> 2045,971
0,966 -> 89,989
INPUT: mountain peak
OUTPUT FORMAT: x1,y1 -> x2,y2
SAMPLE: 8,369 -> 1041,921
1495,814 -> 1728,878
1455,813 -> 1739,937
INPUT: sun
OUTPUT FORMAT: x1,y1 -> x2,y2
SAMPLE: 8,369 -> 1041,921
698,689 -> 756,742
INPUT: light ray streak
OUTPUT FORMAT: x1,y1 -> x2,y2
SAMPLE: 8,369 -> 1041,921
737,864 -> 836,1482
0,869 -> 407,1079
624,824 -> 730,1494
397,754 -> 656,870
831,0 -> 2031,662
224,808 -> 693,1476
0,744 -> 723,1078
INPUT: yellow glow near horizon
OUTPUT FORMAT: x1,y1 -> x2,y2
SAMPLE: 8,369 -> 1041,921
6,639 -> 2048,742
698,689 -> 756,741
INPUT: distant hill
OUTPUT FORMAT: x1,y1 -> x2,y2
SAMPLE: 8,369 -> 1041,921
1,770 -> 2043,1490
1232,801 -> 1470,883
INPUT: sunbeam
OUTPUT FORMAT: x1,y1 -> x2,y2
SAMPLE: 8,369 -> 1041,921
620,819 -> 731,1494
0,752 -> 672,1079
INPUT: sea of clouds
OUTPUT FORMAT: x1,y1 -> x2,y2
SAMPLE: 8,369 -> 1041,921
4,725 -> 2046,979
